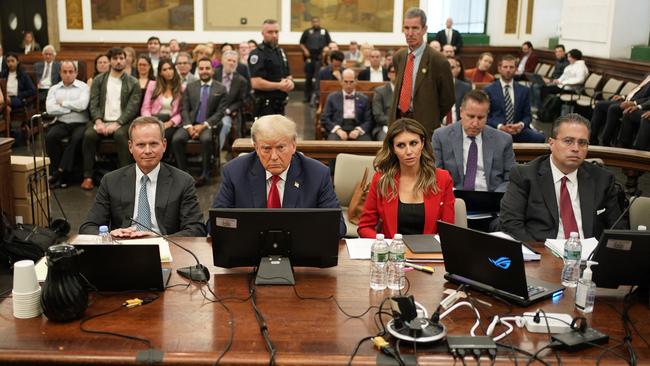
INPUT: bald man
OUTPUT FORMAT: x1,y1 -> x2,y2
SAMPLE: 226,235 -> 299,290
320,69 -> 373,141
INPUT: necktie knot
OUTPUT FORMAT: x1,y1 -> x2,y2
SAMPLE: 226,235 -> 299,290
409,53 -> 415,61
271,175 -> 280,184
345,94 -> 354,100
468,136 -> 476,142
561,176 -> 568,184
141,175 -> 149,184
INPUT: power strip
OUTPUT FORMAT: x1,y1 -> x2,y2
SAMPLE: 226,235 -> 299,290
523,312 -> 573,334
551,328 -> 609,350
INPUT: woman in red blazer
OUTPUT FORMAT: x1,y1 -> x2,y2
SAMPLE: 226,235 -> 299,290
357,118 -> 455,239
141,59 -> 183,146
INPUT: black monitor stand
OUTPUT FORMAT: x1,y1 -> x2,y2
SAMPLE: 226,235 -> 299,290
255,229 -> 295,285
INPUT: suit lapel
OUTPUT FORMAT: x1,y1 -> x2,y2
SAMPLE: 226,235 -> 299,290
482,129 -> 494,190
451,124 -> 465,185
154,164 -> 171,234
539,160 -> 559,226
249,155 -> 267,208
283,155 -> 301,208
577,167 -> 595,237
121,166 -> 137,228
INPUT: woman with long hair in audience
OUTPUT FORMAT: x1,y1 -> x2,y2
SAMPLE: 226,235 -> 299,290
123,47 -> 137,77
87,54 -> 110,89
2,53 -> 36,109
136,55 -> 155,110
465,52 -> 495,83
191,44 -> 212,77
452,57 -> 468,83
357,118 -> 455,238
141,59 -> 183,159
20,31 -> 40,54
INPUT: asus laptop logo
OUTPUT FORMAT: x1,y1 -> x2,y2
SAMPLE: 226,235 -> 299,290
489,256 -> 511,269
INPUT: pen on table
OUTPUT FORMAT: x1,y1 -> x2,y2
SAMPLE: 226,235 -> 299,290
404,263 -> 435,274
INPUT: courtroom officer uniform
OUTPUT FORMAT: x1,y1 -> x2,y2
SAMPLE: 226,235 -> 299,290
248,41 -> 292,117
300,26 -> 331,102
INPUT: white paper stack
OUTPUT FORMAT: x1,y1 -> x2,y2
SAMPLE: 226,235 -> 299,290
544,237 -> 599,262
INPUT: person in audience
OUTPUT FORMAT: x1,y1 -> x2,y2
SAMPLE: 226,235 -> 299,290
82,47 -> 141,190
390,7 -> 455,137
429,40 -> 441,52
248,39 -> 258,50
211,43 -> 232,69
318,50 -> 345,82
441,44 -> 455,59
618,98 -> 650,151
484,55 -> 545,143
169,39 -> 181,63
465,52 -> 495,83
321,69 -> 373,141
175,52 -> 197,88
328,41 -> 339,51
87,54 -> 110,89
539,49 -> 589,109
383,51 -> 394,69
434,17 -> 463,54
213,50 -> 248,151
546,44 -> 569,82
358,49 -> 389,82
452,56 -> 468,83
45,61 -> 90,189
432,90 -> 515,192
0,44 -> 6,75
140,59 -> 183,157
515,41 -> 538,81
123,47 -> 137,77
590,74 -> 650,146
3,53 -> 36,110
238,41 -> 251,65
79,116 -> 205,237
300,16 -> 332,103
444,58 -> 471,125
359,43 -> 373,67
173,57 -> 228,187
372,64 -> 396,141
147,36 -> 161,70
136,55 -> 154,90
500,114 -> 623,242
21,31 -> 40,54
33,45 -> 61,110
160,45 -> 171,61
191,44 -> 212,77
211,114 -> 346,237
344,41 -> 361,63
358,118 -> 455,238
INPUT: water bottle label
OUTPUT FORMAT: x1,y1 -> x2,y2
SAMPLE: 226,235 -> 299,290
389,252 -> 405,261
563,248 -> 581,260
372,252 -> 388,262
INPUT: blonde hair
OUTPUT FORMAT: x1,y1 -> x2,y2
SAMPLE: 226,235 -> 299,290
251,115 -> 297,143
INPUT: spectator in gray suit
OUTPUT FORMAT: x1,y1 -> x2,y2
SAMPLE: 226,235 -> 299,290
372,64 -> 396,141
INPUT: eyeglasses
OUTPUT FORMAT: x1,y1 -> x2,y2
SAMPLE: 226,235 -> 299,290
556,137 -> 589,148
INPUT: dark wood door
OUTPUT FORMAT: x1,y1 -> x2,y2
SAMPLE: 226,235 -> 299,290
0,0 -> 48,53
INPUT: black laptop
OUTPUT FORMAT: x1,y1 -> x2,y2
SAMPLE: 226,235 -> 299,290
437,221 -> 564,306
590,230 -> 650,289
74,244 -> 171,291
453,190 -> 504,213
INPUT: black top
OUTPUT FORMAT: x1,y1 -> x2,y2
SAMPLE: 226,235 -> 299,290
248,42 -> 291,98
397,200 -> 425,235
299,27 -> 331,55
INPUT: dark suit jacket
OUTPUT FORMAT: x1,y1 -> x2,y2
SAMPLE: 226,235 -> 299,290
212,152 -> 346,237
484,80 -> 532,129
181,79 -> 228,127
389,45 -> 455,137
453,79 -> 471,120
432,122 -> 515,192
357,67 -> 389,81
372,83 -> 393,128
79,163 -> 206,236
500,155 -> 623,242
434,29 -> 463,53
321,91 -> 373,133
33,61 -> 61,87
89,71 -> 141,125
213,67 -> 248,114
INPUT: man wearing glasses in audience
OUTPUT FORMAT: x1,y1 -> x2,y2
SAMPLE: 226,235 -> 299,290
175,52 -> 196,88
500,114 -> 623,242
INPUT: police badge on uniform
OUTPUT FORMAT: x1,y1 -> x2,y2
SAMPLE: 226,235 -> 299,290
250,54 -> 258,64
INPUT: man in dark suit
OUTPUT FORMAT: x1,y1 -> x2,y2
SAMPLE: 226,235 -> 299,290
314,50 -> 345,101
372,64 -> 395,141
79,116 -> 205,237
172,57 -> 228,187
212,114 -> 346,237
484,55 -> 545,143
618,98 -> 650,151
358,49 -> 389,82
321,69 -> 373,141
33,45 -> 61,110
500,114 -> 623,242
433,90 -> 515,192
390,8 -> 455,137
213,50 -> 248,152
434,18 -> 463,54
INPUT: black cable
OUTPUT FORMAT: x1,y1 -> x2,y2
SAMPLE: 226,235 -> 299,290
292,285 -> 380,318
249,276 -> 277,366
347,336 -> 374,366
497,343 -> 550,366
538,309 -> 563,366
525,343 -> 559,366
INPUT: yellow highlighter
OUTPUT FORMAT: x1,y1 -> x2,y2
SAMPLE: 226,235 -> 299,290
404,263 -> 435,274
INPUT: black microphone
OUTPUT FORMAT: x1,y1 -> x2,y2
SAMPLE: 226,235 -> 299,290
127,217 -> 210,282
587,191 -> 642,260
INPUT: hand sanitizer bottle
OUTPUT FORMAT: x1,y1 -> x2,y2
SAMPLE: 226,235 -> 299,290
575,261 -> 598,313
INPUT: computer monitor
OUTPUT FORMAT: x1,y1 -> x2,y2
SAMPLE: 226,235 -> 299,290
209,208 -> 342,285
591,230 -> 650,289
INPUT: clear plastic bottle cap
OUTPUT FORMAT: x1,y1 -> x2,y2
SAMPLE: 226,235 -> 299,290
569,232 -> 579,238
393,233 -> 402,240
376,234 -> 385,240
99,225 -> 109,233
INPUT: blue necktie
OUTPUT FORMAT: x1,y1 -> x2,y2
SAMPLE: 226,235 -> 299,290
195,84 -> 209,124
136,175 -> 152,231
463,137 -> 478,191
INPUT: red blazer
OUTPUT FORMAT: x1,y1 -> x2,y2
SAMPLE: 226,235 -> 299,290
357,169 -> 455,239
465,68 -> 495,83
519,52 -> 539,74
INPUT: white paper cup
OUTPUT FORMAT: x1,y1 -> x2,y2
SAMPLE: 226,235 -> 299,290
13,260 -> 39,294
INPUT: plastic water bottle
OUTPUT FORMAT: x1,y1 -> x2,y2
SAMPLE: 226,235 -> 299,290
387,233 -> 406,290
98,225 -> 112,244
561,232 -> 581,287
369,234 -> 388,290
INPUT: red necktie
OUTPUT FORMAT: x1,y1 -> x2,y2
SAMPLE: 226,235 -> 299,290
445,110 -> 453,125
267,175 -> 281,208
560,176 -> 579,238
399,53 -> 415,114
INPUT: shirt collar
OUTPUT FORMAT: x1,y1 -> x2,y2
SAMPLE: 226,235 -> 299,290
549,157 -> 578,184
410,42 -> 426,57
343,90 -> 356,98
500,79 -> 514,89
201,79 -> 212,87
462,129 -> 483,142
265,164 -> 290,182
136,163 -> 161,185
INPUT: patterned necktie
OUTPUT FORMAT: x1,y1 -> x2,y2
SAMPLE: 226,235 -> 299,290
136,175 -> 152,231
399,53 -> 415,114
560,176 -> 579,238
267,175 -> 281,208
195,84 -> 210,123
42,62 -> 50,82
223,74 -> 232,93
504,84 -> 514,124
463,137 -> 478,190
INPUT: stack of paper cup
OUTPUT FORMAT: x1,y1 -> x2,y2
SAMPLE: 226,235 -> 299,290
12,260 -> 43,319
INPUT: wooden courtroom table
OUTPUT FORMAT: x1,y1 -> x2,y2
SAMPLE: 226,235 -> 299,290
0,238 -> 648,365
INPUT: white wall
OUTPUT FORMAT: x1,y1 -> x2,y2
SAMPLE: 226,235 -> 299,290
486,0 -> 562,48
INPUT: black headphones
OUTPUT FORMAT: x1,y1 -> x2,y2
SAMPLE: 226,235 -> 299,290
570,316 -> 588,333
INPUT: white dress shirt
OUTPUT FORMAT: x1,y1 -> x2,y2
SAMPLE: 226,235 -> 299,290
462,130 -> 488,191
517,54 -> 529,75
39,61 -> 53,89
369,67 -> 384,82
133,163 -> 161,233
46,79 -> 90,123
550,159 -> 584,239
104,75 -> 123,121
342,91 -> 356,119
265,167 -> 289,206
6,72 -> 18,96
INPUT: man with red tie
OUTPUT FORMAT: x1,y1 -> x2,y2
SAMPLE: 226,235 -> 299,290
211,114 -> 346,237
389,7 -> 455,138
500,114 -> 624,242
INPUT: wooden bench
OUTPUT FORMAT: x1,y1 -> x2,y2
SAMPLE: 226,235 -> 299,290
315,80 -> 385,139
233,139 -> 650,192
